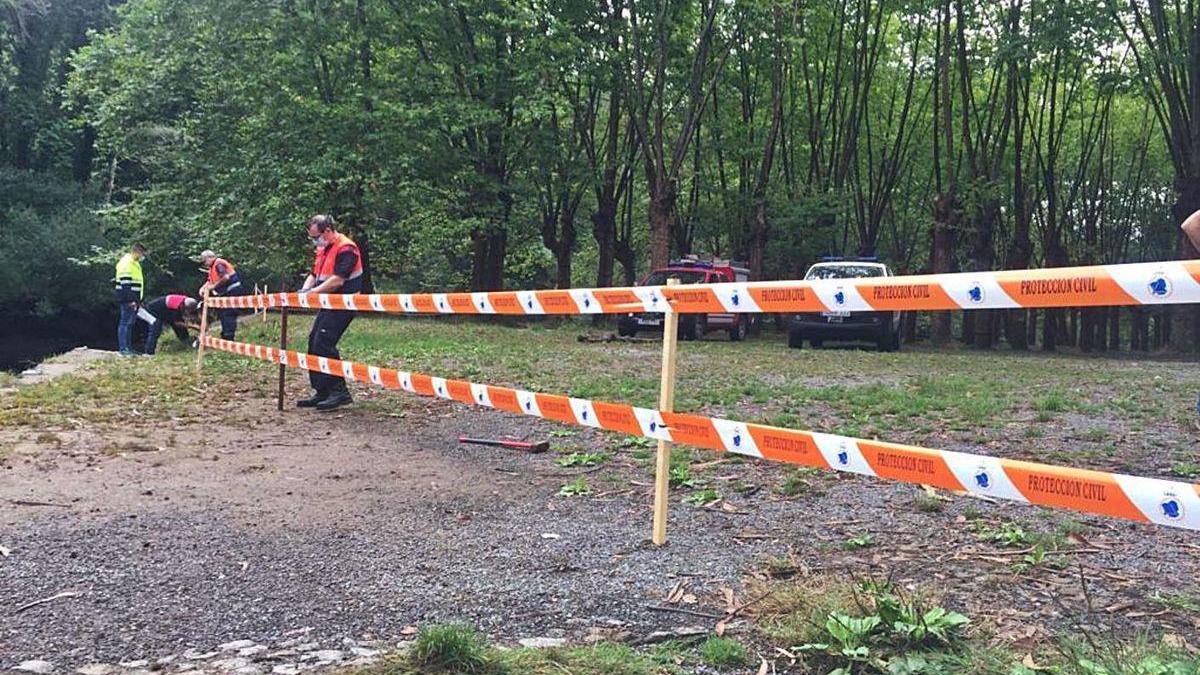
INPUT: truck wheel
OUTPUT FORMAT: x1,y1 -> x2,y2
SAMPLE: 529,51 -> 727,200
878,329 -> 901,352
681,317 -> 698,341
788,330 -> 804,349
729,317 -> 747,342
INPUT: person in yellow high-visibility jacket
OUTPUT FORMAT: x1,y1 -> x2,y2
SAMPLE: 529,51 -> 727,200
114,243 -> 147,356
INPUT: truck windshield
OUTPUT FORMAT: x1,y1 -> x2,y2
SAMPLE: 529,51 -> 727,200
642,270 -> 707,285
805,265 -> 885,280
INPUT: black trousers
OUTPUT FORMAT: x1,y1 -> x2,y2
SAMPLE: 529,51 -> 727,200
218,284 -> 248,340
308,309 -> 355,393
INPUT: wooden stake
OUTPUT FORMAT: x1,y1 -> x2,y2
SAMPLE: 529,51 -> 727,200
195,288 -> 210,375
278,302 -> 288,412
652,278 -> 681,546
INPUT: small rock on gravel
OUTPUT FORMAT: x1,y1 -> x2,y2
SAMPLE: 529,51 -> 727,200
75,665 -> 114,675
210,658 -> 252,670
219,640 -> 257,652
311,650 -> 343,662
237,646 -> 268,658
15,661 -> 55,674
270,667 -> 300,675
517,637 -> 567,649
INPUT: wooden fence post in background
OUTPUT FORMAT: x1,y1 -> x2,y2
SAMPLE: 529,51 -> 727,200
652,278 -> 681,546
278,301 -> 288,412
195,289 -> 210,375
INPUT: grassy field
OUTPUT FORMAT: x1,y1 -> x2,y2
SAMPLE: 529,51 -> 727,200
242,314 -> 1199,477
5,314 -> 1195,477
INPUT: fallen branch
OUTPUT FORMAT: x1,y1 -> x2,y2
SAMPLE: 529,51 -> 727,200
645,604 -> 725,620
5,499 -> 69,508
14,591 -> 83,614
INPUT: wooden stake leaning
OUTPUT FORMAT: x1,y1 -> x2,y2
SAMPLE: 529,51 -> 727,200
652,278 -> 681,546
196,288 -> 210,375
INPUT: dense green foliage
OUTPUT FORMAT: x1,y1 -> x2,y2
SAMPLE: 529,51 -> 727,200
4,0 -> 1199,349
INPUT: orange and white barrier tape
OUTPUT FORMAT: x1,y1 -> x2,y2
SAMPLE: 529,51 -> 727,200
205,260 -> 1200,314
203,335 -> 1200,532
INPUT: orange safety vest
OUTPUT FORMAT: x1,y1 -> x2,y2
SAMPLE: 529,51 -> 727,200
206,258 -> 238,286
312,233 -> 364,282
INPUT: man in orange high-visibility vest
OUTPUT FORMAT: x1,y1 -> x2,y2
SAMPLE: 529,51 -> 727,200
1184,210 -> 1200,253
296,215 -> 364,411
198,250 -> 247,340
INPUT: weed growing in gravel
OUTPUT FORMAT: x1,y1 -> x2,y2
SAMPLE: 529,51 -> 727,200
408,624 -> 494,673
1148,589 -> 1200,614
972,520 -> 1029,547
558,476 -> 591,497
752,576 -> 969,672
555,452 -> 609,467
697,636 -> 748,668
1171,461 -> 1200,478
684,488 -> 720,506
775,467 -> 824,498
842,533 -> 875,550
913,493 -> 945,513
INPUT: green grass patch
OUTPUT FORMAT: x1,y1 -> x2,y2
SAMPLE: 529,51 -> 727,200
407,624 -> 495,673
696,636 -> 748,668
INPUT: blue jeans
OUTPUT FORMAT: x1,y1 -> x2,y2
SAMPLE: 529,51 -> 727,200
117,302 -> 138,353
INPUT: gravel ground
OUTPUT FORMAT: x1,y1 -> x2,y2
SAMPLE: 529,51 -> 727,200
2,384 -> 1199,669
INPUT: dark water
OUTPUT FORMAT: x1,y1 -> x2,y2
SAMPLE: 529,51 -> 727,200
0,310 -> 118,372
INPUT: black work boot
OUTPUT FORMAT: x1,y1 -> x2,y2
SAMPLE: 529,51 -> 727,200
315,383 -> 353,411
297,389 -> 328,408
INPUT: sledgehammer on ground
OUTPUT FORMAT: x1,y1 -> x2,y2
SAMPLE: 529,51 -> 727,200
457,435 -> 550,453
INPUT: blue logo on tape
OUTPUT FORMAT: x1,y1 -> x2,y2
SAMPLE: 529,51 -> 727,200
525,399 -> 532,411
581,409 -> 589,421
968,284 -> 983,303
1149,276 -> 1170,297
837,450 -> 849,465
649,421 -> 657,432
732,432 -> 742,447
974,470 -> 990,489
528,298 -> 535,309
583,296 -> 591,308
731,290 -> 740,306
834,291 -> 846,306
1162,497 -> 1182,520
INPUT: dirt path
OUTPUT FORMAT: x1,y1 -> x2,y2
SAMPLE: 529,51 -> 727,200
2,386 -> 1199,670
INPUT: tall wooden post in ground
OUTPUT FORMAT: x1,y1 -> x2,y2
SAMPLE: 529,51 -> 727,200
652,278 -> 681,546
195,289 -> 210,375
278,302 -> 288,412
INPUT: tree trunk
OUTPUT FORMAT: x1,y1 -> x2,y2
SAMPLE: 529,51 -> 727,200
649,182 -> 676,269
592,200 -> 616,288
930,194 -> 958,346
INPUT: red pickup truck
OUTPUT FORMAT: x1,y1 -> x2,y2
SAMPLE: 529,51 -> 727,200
617,257 -> 753,341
